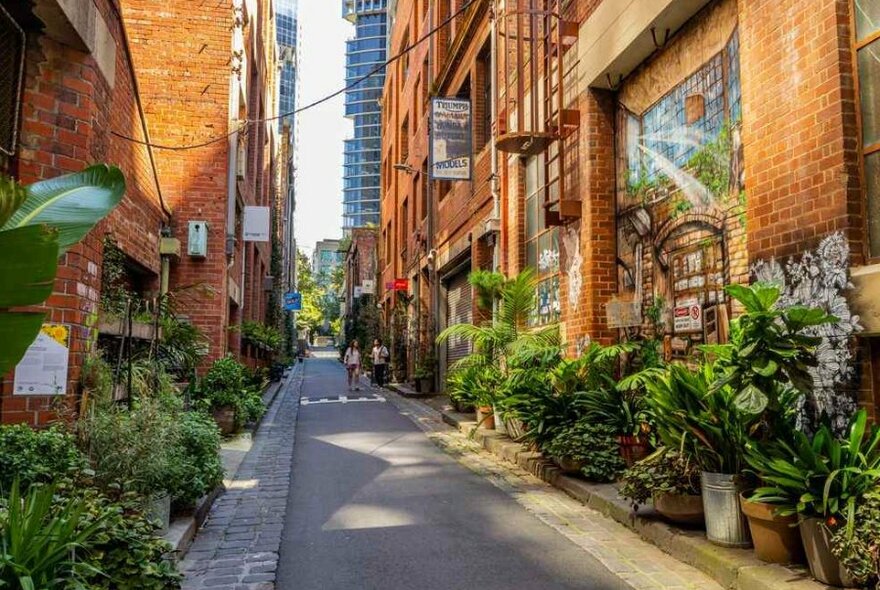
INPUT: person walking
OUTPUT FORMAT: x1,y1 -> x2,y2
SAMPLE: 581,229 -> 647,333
371,338 -> 389,388
343,341 -> 362,391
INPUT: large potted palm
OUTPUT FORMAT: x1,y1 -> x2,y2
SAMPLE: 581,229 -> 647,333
437,269 -> 559,431
0,166 -> 125,375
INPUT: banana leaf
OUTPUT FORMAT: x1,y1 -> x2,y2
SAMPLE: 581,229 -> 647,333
2,164 -> 125,254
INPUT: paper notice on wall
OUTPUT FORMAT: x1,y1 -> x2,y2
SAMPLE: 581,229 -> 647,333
673,297 -> 703,333
14,324 -> 70,396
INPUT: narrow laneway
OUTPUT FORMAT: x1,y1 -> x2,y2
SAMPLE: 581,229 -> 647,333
277,355 -> 630,590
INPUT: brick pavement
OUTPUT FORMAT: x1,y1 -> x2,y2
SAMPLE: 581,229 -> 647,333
386,391 -> 723,590
180,366 -> 304,590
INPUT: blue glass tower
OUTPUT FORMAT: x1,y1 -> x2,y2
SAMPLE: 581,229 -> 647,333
277,0 -> 299,290
342,0 -> 387,230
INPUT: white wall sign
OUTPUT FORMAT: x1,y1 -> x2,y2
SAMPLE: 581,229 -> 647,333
243,206 -> 271,242
430,98 -> 472,180
14,324 -> 70,396
673,297 -> 702,333
361,279 -> 375,295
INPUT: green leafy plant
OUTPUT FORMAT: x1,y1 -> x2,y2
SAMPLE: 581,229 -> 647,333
0,482 -> 107,590
643,362 -> 750,474
165,412 -> 224,510
79,396 -> 180,499
704,282 -> 834,420
195,356 -> 266,430
620,449 -> 701,506
745,409 -> 880,527
544,421 -> 625,482
468,270 -> 507,311
240,321 -> 284,352
157,315 -> 208,380
0,425 -> 89,492
439,269 -> 560,408
0,166 -> 125,374
831,487 -> 880,589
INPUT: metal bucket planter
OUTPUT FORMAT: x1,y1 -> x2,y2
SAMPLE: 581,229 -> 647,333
700,472 -> 752,548
493,407 -> 507,433
740,495 -> 805,564
147,493 -> 172,534
799,517 -> 858,587
653,493 -> 705,526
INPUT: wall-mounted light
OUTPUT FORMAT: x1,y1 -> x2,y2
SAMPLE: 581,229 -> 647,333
394,163 -> 415,174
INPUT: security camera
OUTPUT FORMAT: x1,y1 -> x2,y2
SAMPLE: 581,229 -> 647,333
427,249 -> 437,264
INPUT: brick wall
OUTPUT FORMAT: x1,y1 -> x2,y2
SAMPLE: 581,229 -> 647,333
1,0 -> 168,425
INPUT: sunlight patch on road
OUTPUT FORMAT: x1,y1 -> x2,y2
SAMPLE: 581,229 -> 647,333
323,503 -> 420,531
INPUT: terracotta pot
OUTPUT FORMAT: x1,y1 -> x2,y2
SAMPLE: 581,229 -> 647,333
212,406 -> 236,435
554,456 -> 586,474
799,517 -> 858,587
740,495 -> 805,564
618,435 -> 650,467
476,406 -> 495,430
653,492 -> 705,526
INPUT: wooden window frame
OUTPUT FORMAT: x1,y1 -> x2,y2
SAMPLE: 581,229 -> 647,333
852,2 -> 880,260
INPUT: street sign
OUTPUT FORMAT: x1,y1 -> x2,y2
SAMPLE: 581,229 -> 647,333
393,278 -> 409,291
283,292 -> 302,311
385,281 -> 395,291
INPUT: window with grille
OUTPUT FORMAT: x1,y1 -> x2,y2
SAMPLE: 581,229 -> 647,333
0,4 -> 25,158
854,0 -> 880,258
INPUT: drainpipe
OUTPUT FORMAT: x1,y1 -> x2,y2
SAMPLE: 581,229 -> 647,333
490,0 -> 500,274
227,1 -> 243,259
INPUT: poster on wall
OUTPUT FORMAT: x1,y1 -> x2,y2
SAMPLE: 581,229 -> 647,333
243,206 -> 271,242
13,324 -> 70,396
430,98 -> 472,180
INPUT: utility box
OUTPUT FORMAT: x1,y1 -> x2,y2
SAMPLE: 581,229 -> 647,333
187,221 -> 208,258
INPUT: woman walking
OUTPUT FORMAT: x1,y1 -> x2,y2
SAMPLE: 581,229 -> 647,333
343,340 -> 362,391
371,338 -> 389,388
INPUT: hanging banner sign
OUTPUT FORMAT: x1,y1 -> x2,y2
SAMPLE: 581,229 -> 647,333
243,206 -> 271,242
430,98 -> 472,181
14,324 -> 70,396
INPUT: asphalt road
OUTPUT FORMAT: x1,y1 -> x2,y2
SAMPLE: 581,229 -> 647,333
277,356 -> 630,590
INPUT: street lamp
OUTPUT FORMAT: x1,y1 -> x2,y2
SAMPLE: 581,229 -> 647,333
394,163 -> 415,174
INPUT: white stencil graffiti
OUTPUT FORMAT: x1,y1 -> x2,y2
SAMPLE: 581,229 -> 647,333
752,232 -> 861,433
563,227 -> 583,312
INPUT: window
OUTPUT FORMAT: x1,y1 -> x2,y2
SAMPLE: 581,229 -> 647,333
421,160 -> 429,221
0,6 -> 24,159
401,198 -> 409,254
523,154 -> 560,326
401,115 -> 409,161
855,0 -> 880,257
401,29 -> 410,81
477,42 -> 492,151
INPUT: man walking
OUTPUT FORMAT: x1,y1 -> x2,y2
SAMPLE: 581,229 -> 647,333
371,338 -> 389,388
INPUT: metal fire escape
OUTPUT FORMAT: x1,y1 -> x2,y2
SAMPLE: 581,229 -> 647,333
495,0 -> 579,225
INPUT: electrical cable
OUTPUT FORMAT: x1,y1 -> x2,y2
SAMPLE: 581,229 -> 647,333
111,0 -> 480,151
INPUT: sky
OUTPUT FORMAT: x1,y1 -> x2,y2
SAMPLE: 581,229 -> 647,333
295,2 -> 352,255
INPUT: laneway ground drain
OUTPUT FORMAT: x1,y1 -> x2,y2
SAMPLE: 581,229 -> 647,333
299,394 -> 386,406
385,390 -> 722,590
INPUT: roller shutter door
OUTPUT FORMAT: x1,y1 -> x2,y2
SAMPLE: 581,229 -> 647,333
445,271 -> 473,367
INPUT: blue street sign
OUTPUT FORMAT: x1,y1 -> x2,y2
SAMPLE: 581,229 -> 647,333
283,292 -> 302,311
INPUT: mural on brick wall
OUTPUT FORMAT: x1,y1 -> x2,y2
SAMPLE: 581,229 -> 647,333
752,232 -> 862,434
613,29 -> 747,361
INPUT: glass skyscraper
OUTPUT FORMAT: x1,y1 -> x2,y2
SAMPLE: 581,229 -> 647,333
277,0 -> 299,289
342,0 -> 387,230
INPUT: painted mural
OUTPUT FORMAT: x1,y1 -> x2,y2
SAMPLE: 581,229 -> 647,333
613,29 -> 747,360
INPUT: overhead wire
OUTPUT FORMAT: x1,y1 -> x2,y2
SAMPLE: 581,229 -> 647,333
111,0 -> 480,151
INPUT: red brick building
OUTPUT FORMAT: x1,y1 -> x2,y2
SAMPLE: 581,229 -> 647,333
0,0 -> 285,424
380,0 -> 880,417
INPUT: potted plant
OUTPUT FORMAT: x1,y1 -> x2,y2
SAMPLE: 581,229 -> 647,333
830,487 -> 880,589
412,360 -> 434,394
438,270 -> 560,431
543,420 -> 624,481
644,362 -> 752,547
746,410 -> 879,584
621,449 -> 704,526
196,356 -> 266,434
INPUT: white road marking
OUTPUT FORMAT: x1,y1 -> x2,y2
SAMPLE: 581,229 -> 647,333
300,396 -> 387,406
